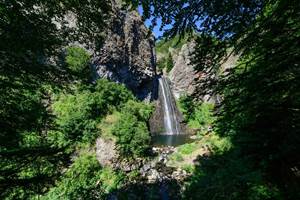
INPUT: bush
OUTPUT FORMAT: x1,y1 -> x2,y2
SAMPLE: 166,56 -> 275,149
190,103 -> 215,128
178,95 -> 215,129
93,79 -> 135,112
65,46 -> 90,73
42,153 -> 125,200
156,53 -> 174,72
52,89 -> 98,142
52,79 -> 134,143
111,100 -> 153,158
178,94 -> 195,121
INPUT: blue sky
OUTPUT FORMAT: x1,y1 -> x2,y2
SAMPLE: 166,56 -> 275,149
137,6 -> 173,39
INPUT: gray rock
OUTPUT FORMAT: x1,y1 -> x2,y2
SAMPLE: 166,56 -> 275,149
93,5 -> 157,100
147,169 -> 160,183
95,138 -> 118,167
169,42 -> 198,98
168,41 -> 239,104
171,168 -> 188,180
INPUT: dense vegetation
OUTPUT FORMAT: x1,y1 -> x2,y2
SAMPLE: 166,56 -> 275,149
155,35 -> 189,73
42,153 -> 124,200
0,5 -> 153,196
178,95 -> 215,131
137,0 -> 300,199
2,0 -> 300,199
1,40 -> 153,198
111,100 -> 153,158
0,0 -> 111,198
99,100 -> 153,158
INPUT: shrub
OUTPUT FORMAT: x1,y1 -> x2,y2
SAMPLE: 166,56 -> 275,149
94,79 -> 135,113
178,94 -> 195,121
190,103 -> 215,128
65,46 -> 90,74
111,101 -> 153,158
52,79 -> 134,143
178,95 -> 215,129
42,153 -> 124,200
52,89 -> 98,142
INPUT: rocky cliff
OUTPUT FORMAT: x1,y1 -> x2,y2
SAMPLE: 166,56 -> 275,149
168,40 -> 239,103
169,42 -> 198,99
92,3 -> 157,100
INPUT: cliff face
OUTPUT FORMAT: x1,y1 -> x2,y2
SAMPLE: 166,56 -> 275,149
169,42 -> 198,99
168,40 -> 239,103
92,4 -> 157,100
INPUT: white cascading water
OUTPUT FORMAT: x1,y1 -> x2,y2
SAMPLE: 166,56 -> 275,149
159,76 -> 181,135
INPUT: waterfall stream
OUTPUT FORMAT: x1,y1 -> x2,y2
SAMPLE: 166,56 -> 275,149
159,77 -> 181,135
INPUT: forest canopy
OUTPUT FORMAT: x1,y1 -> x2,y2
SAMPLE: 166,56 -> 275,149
1,0 -> 300,199
134,0 -> 300,199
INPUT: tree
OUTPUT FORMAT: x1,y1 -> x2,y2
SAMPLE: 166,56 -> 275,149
52,79 -> 134,143
42,153 -> 126,200
132,0 -> 300,198
65,46 -> 91,80
112,100 -> 153,158
0,0 -> 111,198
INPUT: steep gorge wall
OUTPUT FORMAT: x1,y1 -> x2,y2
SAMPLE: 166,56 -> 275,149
168,42 -> 198,99
167,40 -> 239,103
92,3 -> 157,100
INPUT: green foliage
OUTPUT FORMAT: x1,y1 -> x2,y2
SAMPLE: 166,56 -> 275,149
189,103 -> 214,129
65,46 -> 91,79
52,79 -> 134,143
177,143 -> 198,155
97,100 -> 153,159
156,35 -> 189,55
99,167 -> 125,193
111,100 -> 153,158
1,77 -> 135,198
42,153 -> 124,200
177,95 -> 195,120
120,100 -> 153,121
167,142 -> 199,170
183,134 -> 279,200
184,153 -> 282,200
213,2 -> 300,198
156,35 -> 189,73
0,0 -> 110,198
94,79 -> 135,112
173,154 -> 184,162
169,2 -> 300,197
3,0 -> 300,198
248,185 -> 281,200
178,95 -> 215,129
202,134 -> 232,154
52,89 -> 98,142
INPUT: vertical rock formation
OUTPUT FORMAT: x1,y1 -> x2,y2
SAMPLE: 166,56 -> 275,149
52,1 -> 157,100
169,42 -> 198,99
168,40 -> 239,103
92,2 -> 157,100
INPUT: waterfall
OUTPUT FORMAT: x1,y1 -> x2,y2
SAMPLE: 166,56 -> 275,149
159,76 -> 181,135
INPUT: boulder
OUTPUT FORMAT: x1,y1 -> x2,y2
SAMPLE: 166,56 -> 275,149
95,138 -> 118,167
